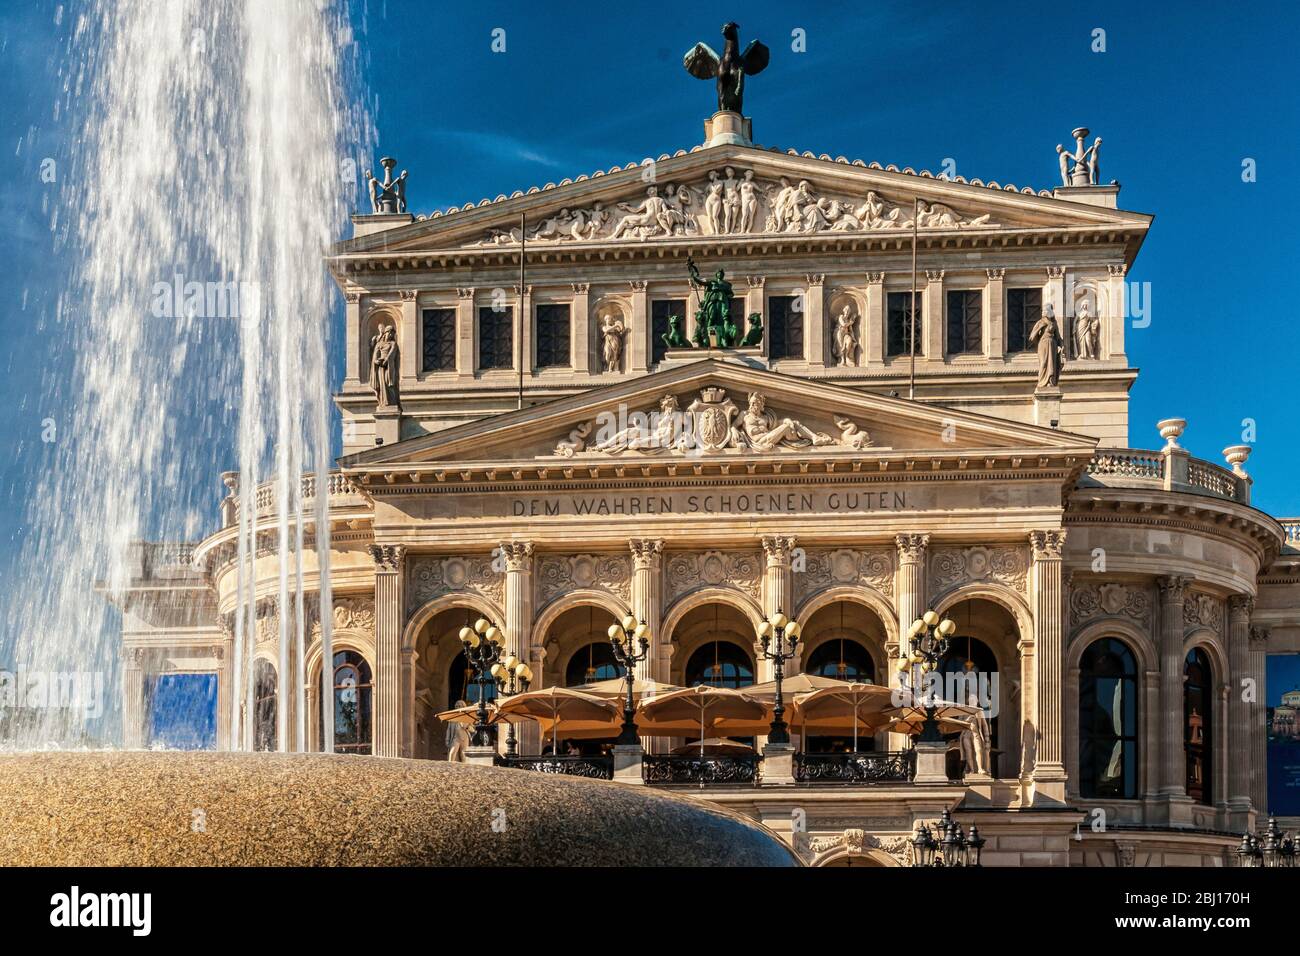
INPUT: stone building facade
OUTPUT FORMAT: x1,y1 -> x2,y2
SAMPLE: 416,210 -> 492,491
112,104 -> 1300,867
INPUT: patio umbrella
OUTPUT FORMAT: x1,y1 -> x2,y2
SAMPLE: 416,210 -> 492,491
669,737 -> 755,756
434,700 -> 497,726
636,685 -> 767,754
492,686 -> 622,754
578,676 -> 683,704
792,683 -> 898,752
746,672 -> 850,700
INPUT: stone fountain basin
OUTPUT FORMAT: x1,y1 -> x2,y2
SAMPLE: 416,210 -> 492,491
0,751 -> 798,867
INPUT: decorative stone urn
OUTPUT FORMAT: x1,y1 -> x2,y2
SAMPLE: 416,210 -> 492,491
1222,444 -> 1252,478
1157,417 -> 1187,449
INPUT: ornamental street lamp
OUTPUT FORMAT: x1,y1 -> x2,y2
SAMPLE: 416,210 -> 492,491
458,617 -> 505,747
897,609 -> 957,743
490,654 -> 533,756
757,610 -> 801,744
608,614 -> 651,745
1237,817 -> 1298,867
910,808 -> 984,867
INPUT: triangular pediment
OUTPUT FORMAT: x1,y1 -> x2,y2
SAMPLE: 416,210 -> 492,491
333,144 -> 1151,259
341,359 -> 1097,473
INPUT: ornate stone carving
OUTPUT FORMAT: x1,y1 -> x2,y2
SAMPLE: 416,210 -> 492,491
1055,127 -> 1102,187
599,313 -> 625,372
1250,625 -> 1270,646
369,543 -> 407,573
553,421 -> 592,458
1029,530 -> 1067,560
1228,594 -> 1256,617
1115,841 -> 1137,868
832,304 -> 858,366
1157,575 -> 1190,601
796,548 -> 895,600
498,541 -> 534,572
1183,591 -> 1224,633
537,553 -> 632,606
369,324 -> 400,408
798,828 -> 912,866
1030,304 -> 1064,389
311,596 -> 376,636
1072,298 -> 1101,359
896,533 -> 930,563
666,550 -> 762,602
1069,581 -> 1151,627
833,415 -> 872,449
629,539 -> 664,568
683,22 -> 769,114
364,156 -> 408,214
761,535 -> 798,564
406,555 -> 503,614
931,545 -> 1029,595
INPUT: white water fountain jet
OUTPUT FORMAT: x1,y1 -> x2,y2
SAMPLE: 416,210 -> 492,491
4,0 -> 369,752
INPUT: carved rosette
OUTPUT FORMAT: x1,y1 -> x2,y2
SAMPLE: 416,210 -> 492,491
537,553 -> 632,606
1069,581 -> 1152,628
665,550 -> 762,603
795,548 -> 895,601
929,545 -> 1028,596
406,555 -> 504,615
1183,592 -> 1225,634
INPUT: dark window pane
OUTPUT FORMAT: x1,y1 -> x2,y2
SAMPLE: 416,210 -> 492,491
652,299 -> 686,365
685,641 -> 755,689
1079,638 -> 1138,800
535,303 -> 571,368
421,308 -> 457,372
478,306 -> 513,370
768,295 -> 803,360
565,642 -> 621,686
1006,288 -> 1041,354
946,289 -> 982,355
886,291 -> 919,358
1184,648 -> 1213,805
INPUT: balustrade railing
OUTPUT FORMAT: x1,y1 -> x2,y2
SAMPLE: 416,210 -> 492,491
1086,449 -> 1164,481
642,753 -> 761,785
1086,448 -> 1245,503
229,471 -> 364,523
495,754 -> 613,780
793,750 -> 916,784
1280,520 -> 1300,545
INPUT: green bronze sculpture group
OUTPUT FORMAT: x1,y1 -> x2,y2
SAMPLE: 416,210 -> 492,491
662,255 -> 763,352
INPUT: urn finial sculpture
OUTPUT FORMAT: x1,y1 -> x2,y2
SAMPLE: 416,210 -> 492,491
365,156 -> 409,214
1055,127 -> 1102,187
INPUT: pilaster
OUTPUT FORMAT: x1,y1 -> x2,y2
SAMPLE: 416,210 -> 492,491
865,272 -> 885,365
985,268 -> 1006,361
1029,530 -> 1067,803
629,539 -> 664,682
804,274 -> 826,366
121,647 -> 146,750
1106,263 -> 1127,361
516,285 -> 532,374
745,276 -> 765,352
1156,575 -> 1192,819
1226,595 -> 1255,824
1249,625 -> 1270,814
398,289 -> 419,391
629,280 -> 649,372
369,543 -> 407,758
455,287 -> 475,377
571,283 -> 591,373
924,270 -> 944,360
344,291 -> 362,383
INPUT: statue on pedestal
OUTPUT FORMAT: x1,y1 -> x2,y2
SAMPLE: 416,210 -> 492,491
365,156 -> 408,214
369,324 -> 400,408
1055,127 -> 1102,187
683,22 -> 769,114
687,255 -> 738,348
1029,304 -> 1064,389
833,305 -> 858,366
1073,299 -> 1101,360
600,313 -> 626,372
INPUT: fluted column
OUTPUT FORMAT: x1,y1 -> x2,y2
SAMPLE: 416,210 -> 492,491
760,535 -> 797,681
629,539 -> 664,682
1249,625 -> 1270,814
499,542 -> 534,666
1227,595 -> 1254,820
369,543 -> 407,758
1029,531 -> 1067,801
1156,575 -> 1189,798
121,647 -> 146,749
893,534 -> 929,673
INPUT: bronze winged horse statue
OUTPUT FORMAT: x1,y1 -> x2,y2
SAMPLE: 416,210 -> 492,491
683,22 -> 769,114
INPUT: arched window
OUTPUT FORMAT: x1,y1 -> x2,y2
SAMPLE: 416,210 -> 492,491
253,660 -> 277,753
565,642 -> 621,687
939,637 -> 1000,751
325,651 -> 373,755
685,641 -> 754,689
805,638 -> 875,682
448,650 -> 497,710
1184,647 -> 1213,804
1079,638 -> 1139,799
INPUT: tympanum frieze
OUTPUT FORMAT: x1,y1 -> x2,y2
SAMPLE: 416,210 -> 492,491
1069,580 -> 1152,628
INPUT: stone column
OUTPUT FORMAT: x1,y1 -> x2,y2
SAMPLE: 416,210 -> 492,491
1226,595 -> 1254,823
629,280 -> 649,371
759,535 -> 797,682
516,285 -> 533,375
865,272 -> 885,365
1249,625 -> 1270,814
1030,530 -> 1067,802
893,534 -> 929,668
215,642 -> 232,751
369,543 -> 407,758
924,270 -> 945,360
455,287 -> 475,377
1106,263 -> 1127,361
1156,576 -> 1189,801
121,647 -> 147,750
499,541 -> 534,665
804,274 -> 825,366
571,283 -> 591,373
985,268 -> 1005,361
398,290 -> 419,391
629,539 -> 664,682
1044,266 -> 1067,332
344,291 -> 362,383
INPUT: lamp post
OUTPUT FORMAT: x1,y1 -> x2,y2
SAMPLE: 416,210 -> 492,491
608,614 -> 651,746
911,808 -> 985,867
491,654 -> 533,756
1237,817 -> 1298,867
458,617 -> 504,747
897,609 -> 957,742
757,610 -> 801,745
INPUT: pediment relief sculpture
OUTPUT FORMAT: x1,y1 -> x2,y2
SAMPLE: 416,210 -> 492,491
550,386 -> 872,457
475,170 -> 997,247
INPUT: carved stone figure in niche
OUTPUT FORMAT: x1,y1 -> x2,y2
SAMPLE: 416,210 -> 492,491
662,313 -> 690,350
683,22 -> 769,114
739,312 -> 763,347
1073,298 -> 1100,360
611,185 -> 672,239
732,391 -> 833,449
687,255 -> 738,348
1056,127 -> 1102,187
739,170 -> 759,232
592,394 -> 683,454
369,324 -> 400,408
1028,304 -> 1064,389
600,313 -> 626,372
833,305 -> 858,366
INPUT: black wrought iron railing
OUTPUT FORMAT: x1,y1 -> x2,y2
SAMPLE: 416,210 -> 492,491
642,754 -> 761,785
495,754 -> 613,781
794,750 -> 916,784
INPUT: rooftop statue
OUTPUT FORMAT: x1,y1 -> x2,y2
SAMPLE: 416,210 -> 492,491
1056,127 -> 1102,187
684,22 -> 769,114
687,255 -> 738,348
365,157 -> 408,214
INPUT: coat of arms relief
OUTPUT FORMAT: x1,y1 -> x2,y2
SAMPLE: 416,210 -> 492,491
795,548 -> 896,601
553,386 -> 872,458
537,554 -> 632,607
406,556 -> 504,615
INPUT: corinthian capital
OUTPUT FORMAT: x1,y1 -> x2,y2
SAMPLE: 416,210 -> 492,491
1156,575 -> 1190,601
895,533 -> 930,563
498,540 -> 534,572
1228,593 -> 1256,618
368,543 -> 407,573
1250,625 -> 1270,646
629,538 -> 664,569
1029,530 -> 1067,560
761,535 -> 798,564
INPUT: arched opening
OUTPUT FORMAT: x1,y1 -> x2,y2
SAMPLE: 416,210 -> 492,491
538,603 -> 623,755
1184,647 -> 1214,805
796,599 -> 884,753
410,602 -> 504,760
565,642 -> 620,687
1078,637 -> 1139,799
253,660 -> 277,752
320,650 -> 374,755
685,640 -> 755,689
447,650 -> 497,709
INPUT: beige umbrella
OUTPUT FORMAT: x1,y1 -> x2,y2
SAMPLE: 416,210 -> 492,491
747,672 -> 850,700
434,701 -> 497,726
493,686 -> 622,753
669,737 -> 755,756
792,683 -> 899,751
637,685 -> 768,753
578,676 -> 683,704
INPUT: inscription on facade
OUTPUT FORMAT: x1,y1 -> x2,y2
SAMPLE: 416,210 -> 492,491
512,489 -> 909,518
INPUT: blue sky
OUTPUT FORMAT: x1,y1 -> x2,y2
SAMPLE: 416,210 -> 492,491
2,0 -> 1298,598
